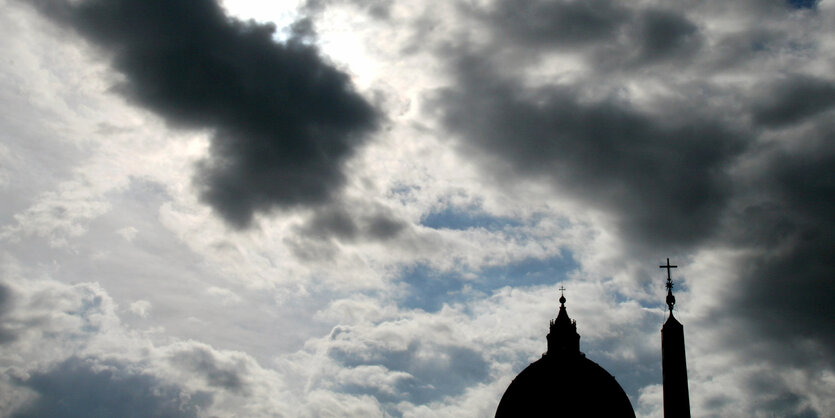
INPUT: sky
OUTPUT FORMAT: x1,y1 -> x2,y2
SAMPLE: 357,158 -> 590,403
0,0 -> 833,416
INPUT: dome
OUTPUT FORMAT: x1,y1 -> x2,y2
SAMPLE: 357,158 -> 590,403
495,292 -> 635,417
495,353 -> 635,417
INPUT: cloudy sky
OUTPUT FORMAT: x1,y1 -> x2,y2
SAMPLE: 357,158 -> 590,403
1,0 -> 833,416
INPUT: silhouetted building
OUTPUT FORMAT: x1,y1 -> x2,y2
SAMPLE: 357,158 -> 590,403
495,260 -> 692,417
660,259 -> 690,417
495,289 -> 635,417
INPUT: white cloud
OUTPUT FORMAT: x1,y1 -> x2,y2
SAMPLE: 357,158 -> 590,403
116,226 -> 139,242
129,299 -> 151,318
207,286 -> 243,305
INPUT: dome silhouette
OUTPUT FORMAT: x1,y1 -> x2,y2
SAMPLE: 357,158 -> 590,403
495,289 -> 635,417
495,353 -> 635,417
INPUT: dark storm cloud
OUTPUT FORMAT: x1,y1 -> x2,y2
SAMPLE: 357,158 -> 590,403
788,0 -> 819,9
12,357 -> 208,418
484,1 -> 701,67
29,0 -> 378,228
632,10 -> 701,63
752,75 -> 835,128
727,137 -> 835,364
432,0 -> 835,393
433,59 -> 746,249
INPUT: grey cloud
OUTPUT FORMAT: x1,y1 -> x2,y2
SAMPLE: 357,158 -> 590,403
706,29 -> 786,70
12,357 -> 208,418
305,0 -> 393,20
0,283 -> 16,344
745,372 -> 821,417
290,200 -> 406,243
171,347 -> 248,393
289,17 -> 317,42
364,213 -> 406,240
633,10 -> 702,63
285,201 -> 408,261
752,75 -> 835,128
29,0 -> 378,228
304,206 -> 361,240
591,9 -> 703,69
433,59 -> 746,250
328,339 -> 490,405
486,0 -> 630,47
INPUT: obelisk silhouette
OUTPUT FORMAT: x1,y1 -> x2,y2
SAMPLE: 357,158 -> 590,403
660,258 -> 691,418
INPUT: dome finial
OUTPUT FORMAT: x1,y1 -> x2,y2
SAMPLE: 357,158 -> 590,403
558,285 -> 566,306
659,258 -> 678,314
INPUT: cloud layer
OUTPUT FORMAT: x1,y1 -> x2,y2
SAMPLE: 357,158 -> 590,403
2,0 -> 834,416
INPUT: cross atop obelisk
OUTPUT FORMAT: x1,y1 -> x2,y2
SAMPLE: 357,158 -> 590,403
660,258 -> 677,283
660,258 -> 678,312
